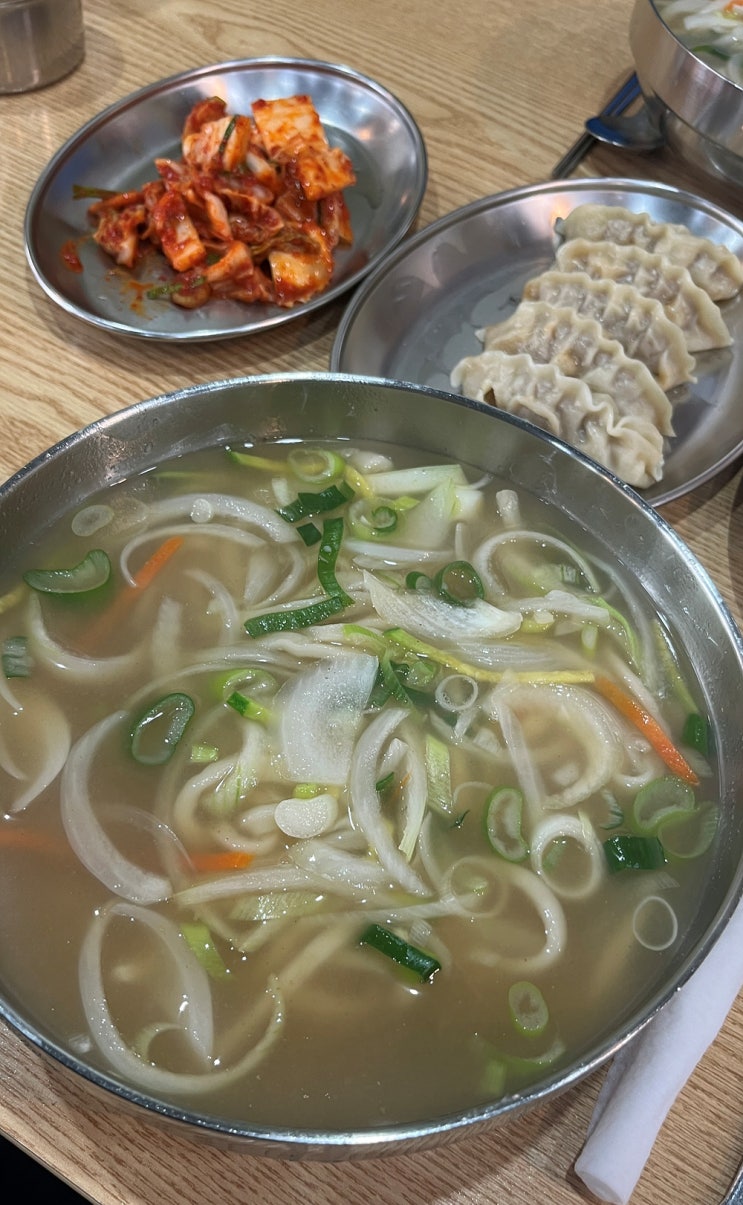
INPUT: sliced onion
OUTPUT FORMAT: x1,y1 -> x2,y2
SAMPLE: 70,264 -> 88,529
345,539 -> 454,567
185,569 -> 240,636
274,793 -> 338,839
530,812 -> 605,900
363,571 -> 522,640
26,595 -> 145,683
174,864 -> 318,908
118,523 -> 264,588
502,589 -> 612,625
349,708 -> 430,896
487,683 -> 621,810
471,864 -> 567,974
2,692 -> 71,813
275,651 -> 378,785
61,711 -> 172,903
471,530 -> 602,594
142,493 -> 299,543
289,837 -> 394,893
632,895 -> 679,951
397,737 -> 428,861
78,900 -> 284,1096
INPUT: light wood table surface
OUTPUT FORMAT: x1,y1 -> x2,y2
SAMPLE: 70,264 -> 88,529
2,1 -> 743,1202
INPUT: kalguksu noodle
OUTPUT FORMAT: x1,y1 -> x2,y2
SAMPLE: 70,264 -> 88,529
0,437 -> 718,1130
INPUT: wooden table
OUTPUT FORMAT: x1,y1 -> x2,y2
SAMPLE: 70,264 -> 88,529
2,1 -> 743,1201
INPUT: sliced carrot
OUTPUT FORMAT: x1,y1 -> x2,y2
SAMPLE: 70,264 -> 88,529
85,534 -> 184,649
594,675 -> 700,786
187,850 -> 255,874
129,535 -> 184,591
0,828 -> 68,857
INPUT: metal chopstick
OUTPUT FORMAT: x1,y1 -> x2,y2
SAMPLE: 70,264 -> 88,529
550,71 -> 642,179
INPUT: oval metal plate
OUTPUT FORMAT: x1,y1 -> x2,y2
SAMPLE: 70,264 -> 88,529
331,177 -> 743,508
24,58 -> 427,342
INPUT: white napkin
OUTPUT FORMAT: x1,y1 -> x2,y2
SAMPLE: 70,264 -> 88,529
574,896 -> 743,1204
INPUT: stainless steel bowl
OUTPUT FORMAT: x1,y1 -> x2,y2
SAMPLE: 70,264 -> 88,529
2,372 -> 743,1160
630,0 -> 743,185
0,0 -> 84,94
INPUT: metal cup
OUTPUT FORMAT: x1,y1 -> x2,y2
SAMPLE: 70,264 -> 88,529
0,0 -> 84,93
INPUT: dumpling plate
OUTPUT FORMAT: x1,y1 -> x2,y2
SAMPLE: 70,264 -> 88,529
330,177 -> 743,507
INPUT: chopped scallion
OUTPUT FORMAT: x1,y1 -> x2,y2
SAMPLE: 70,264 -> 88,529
603,833 -> 666,873
277,481 -> 354,524
508,980 -> 549,1036
425,733 -> 454,816
226,690 -> 272,723
658,802 -> 719,860
180,922 -> 229,980
297,522 -> 322,546
130,692 -> 195,765
433,560 -> 485,606
287,447 -> 345,483
217,115 -> 237,157
316,516 -> 351,604
376,771 -> 395,793
244,593 -> 349,637
682,712 -> 710,757
484,786 -> 528,862
24,548 -> 111,595
146,277 -> 205,300
190,743 -> 219,763
359,923 -> 441,983
2,635 -> 31,679
631,775 -> 696,836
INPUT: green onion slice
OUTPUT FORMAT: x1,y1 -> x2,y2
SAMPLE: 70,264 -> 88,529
130,692 -> 195,765
180,921 -> 229,979
244,593 -> 349,638
146,277 -> 206,300
277,481 -> 354,524
225,448 -> 283,472
433,560 -> 485,606
603,833 -> 666,873
405,570 -> 433,592
682,712 -> 710,757
2,635 -> 31,679
23,548 -> 111,595
359,922 -> 441,983
287,447 -> 345,483
631,775 -> 696,836
226,690 -> 271,723
508,980 -> 549,1037
217,115 -> 237,157
316,516 -> 351,604
425,733 -> 454,816
297,522 -> 322,547
376,771 -> 395,793
658,802 -> 719,860
484,786 -> 528,862
212,666 -> 277,701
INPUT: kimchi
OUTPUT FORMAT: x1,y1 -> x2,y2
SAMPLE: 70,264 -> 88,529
86,93 -> 356,309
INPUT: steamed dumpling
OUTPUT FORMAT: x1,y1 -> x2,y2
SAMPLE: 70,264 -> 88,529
478,300 -> 675,437
558,203 -> 743,302
450,348 -> 664,488
554,238 -> 732,353
522,269 -> 696,390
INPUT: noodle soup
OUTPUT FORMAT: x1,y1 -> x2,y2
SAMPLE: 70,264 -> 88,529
0,438 -> 718,1131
